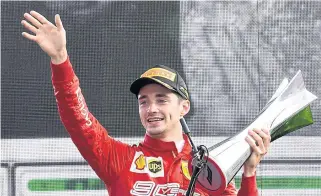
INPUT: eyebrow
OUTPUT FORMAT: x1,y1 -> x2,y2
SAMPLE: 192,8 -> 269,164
138,93 -> 170,100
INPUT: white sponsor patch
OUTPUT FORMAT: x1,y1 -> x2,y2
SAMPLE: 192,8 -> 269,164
75,87 -> 92,126
130,152 -> 164,178
130,181 -> 201,196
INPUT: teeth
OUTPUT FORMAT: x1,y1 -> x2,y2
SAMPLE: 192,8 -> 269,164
148,118 -> 163,122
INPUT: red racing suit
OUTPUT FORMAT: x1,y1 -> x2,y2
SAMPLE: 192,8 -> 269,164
51,57 -> 258,196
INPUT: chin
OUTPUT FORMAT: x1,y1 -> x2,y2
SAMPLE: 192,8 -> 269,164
146,129 -> 165,136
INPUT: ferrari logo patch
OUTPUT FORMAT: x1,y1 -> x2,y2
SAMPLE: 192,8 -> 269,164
181,160 -> 191,180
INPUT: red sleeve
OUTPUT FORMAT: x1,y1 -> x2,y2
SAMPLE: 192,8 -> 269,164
221,180 -> 238,195
221,175 -> 258,196
237,174 -> 258,196
51,57 -> 134,185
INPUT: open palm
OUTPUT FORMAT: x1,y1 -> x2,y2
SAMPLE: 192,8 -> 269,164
21,11 -> 66,60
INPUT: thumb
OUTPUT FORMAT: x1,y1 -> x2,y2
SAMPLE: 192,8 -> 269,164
55,14 -> 64,30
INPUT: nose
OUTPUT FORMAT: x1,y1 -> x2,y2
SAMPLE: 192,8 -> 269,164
147,103 -> 158,113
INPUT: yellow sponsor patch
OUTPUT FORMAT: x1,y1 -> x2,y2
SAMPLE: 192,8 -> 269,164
130,152 -> 165,177
141,68 -> 176,82
181,160 -> 191,180
135,154 -> 146,170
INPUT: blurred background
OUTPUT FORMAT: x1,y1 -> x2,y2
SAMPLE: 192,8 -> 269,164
1,1 -> 321,195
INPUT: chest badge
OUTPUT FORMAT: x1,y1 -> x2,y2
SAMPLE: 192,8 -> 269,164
130,151 -> 164,177
148,159 -> 162,173
181,160 -> 191,180
135,154 -> 146,170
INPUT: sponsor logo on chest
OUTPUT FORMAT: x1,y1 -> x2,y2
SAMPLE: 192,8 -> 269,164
130,151 -> 164,177
148,159 -> 162,173
181,160 -> 191,180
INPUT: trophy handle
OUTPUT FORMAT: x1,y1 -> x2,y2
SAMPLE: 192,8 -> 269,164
187,155 -> 227,194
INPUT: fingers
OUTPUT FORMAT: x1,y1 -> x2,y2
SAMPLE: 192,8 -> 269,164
246,128 -> 271,155
55,14 -> 64,30
23,13 -> 42,28
30,10 -> 50,25
246,133 -> 264,155
23,11 -> 55,30
252,128 -> 271,151
21,32 -> 36,41
21,20 -> 37,34
261,128 -> 271,150
22,11 -> 62,41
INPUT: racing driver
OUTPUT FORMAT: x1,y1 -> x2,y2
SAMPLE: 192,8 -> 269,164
21,11 -> 271,196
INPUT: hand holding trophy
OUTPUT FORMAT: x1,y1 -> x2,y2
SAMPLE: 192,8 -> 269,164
193,70 -> 318,195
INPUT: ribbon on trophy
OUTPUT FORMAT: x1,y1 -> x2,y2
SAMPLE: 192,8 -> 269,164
190,70 -> 318,195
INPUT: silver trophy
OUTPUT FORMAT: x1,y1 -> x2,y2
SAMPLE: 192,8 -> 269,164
194,70 -> 318,195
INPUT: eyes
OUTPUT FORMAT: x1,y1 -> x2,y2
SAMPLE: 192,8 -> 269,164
139,101 -> 147,106
139,99 -> 168,106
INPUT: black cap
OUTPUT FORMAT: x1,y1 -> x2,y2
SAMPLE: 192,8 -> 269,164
130,65 -> 189,100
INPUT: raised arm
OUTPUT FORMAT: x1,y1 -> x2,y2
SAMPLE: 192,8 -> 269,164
21,11 -> 134,185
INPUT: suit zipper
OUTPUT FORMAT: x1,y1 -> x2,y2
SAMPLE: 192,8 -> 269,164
172,151 -> 176,158
167,152 -> 181,182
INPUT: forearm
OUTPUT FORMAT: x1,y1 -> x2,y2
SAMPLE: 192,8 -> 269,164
243,166 -> 256,177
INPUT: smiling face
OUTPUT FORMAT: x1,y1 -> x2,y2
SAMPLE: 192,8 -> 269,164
138,83 -> 190,140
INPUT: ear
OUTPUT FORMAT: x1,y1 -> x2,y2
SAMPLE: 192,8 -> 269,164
180,100 -> 190,117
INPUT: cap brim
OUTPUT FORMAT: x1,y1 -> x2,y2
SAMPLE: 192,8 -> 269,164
130,77 -> 175,97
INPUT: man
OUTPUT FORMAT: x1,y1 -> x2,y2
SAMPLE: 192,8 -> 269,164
21,11 -> 271,196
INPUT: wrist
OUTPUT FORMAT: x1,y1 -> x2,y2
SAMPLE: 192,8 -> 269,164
243,166 -> 256,177
51,49 -> 68,64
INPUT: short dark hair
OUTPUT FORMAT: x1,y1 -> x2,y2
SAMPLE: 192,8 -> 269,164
175,92 -> 186,103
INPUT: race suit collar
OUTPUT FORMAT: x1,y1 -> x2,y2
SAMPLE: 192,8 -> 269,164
142,134 -> 192,155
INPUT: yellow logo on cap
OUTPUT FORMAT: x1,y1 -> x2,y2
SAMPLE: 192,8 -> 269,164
141,68 -> 176,82
181,160 -> 191,180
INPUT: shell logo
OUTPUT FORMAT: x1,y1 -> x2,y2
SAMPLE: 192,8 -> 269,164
135,154 -> 146,170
